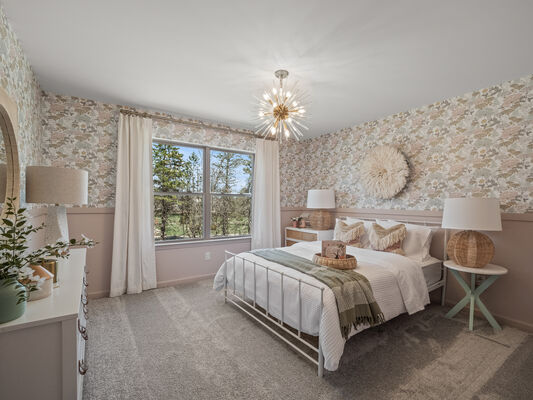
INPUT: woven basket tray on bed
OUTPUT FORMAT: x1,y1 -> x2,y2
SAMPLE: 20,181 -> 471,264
312,253 -> 357,270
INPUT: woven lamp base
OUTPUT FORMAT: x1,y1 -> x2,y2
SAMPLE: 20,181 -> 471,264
447,230 -> 494,268
310,210 -> 333,230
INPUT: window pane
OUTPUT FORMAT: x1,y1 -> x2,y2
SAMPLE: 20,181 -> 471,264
154,194 -> 203,241
210,150 -> 253,194
210,195 -> 251,237
153,143 -> 203,193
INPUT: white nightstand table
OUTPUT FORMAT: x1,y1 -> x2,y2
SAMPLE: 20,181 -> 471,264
284,227 -> 334,247
444,260 -> 508,332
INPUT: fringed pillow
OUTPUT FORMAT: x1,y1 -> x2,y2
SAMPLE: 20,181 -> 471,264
334,220 -> 365,247
369,223 -> 407,255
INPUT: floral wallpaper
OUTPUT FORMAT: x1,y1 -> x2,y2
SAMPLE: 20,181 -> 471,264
280,74 -> 533,213
0,5 -> 43,203
40,92 -> 256,207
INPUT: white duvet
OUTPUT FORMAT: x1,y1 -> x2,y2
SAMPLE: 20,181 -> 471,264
213,241 -> 430,371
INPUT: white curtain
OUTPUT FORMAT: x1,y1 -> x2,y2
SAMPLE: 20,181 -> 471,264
251,139 -> 281,249
110,114 -> 157,297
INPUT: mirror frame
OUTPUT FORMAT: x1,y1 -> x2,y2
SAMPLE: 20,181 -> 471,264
0,86 -> 20,219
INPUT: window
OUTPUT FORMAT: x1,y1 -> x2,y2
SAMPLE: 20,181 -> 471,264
152,141 -> 253,242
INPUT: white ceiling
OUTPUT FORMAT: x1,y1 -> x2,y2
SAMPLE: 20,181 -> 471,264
3,0 -> 533,137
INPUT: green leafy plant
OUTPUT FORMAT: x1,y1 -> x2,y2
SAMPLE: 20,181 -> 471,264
0,198 -> 96,304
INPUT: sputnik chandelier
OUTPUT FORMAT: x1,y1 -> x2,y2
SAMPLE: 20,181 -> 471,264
255,69 -> 308,141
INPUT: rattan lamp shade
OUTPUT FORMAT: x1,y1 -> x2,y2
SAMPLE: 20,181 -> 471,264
442,198 -> 501,268
307,189 -> 335,230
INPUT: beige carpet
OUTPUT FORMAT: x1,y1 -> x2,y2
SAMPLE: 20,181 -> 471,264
83,278 -> 533,400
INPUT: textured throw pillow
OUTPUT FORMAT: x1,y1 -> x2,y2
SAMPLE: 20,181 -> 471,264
344,217 -> 373,248
376,219 -> 434,261
334,220 -> 365,247
369,223 -> 407,255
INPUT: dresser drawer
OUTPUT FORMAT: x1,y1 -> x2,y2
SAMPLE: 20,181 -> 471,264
285,239 -> 299,246
286,229 -> 317,241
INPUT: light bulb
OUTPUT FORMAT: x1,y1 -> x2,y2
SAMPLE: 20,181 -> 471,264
273,102 -> 277,108
270,126 -> 276,134
272,88 -> 277,94
258,111 -> 264,117
286,91 -> 292,98
263,93 -> 269,100
287,117 -> 292,122
285,130 -> 289,138
299,108 -> 305,114
292,101 -> 298,107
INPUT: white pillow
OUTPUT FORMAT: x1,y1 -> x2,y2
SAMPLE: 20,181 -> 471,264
376,219 -> 433,261
344,217 -> 374,249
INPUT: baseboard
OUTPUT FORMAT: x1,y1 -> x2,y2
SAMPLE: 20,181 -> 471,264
88,290 -> 110,299
156,273 -> 216,288
87,273 -> 217,299
444,299 -> 533,333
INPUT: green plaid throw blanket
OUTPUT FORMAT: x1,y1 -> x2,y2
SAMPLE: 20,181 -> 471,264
251,249 -> 385,339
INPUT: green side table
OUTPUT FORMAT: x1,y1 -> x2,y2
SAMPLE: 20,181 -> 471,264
444,260 -> 508,332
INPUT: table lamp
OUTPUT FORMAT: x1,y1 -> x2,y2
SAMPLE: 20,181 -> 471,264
307,189 -> 335,230
441,198 -> 502,268
26,166 -> 88,244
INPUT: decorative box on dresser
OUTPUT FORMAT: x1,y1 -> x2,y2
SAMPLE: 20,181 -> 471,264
285,227 -> 334,247
0,248 -> 88,400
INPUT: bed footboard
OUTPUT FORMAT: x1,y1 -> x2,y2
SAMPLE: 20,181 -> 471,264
223,250 -> 325,377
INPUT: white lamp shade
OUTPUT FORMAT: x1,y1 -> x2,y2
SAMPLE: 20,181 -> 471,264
307,189 -> 335,209
442,198 -> 502,231
26,166 -> 88,205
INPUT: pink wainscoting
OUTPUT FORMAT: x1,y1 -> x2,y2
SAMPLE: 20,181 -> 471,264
66,208 -> 251,298
66,206 -> 533,332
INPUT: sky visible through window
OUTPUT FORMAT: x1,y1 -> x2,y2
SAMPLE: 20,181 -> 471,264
152,143 -> 252,193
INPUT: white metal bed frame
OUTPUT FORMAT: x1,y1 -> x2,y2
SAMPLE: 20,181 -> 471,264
222,217 -> 447,377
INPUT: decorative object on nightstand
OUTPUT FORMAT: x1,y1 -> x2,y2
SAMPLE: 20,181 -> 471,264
284,226 -> 334,247
442,198 -> 502,268
307,189 -> 335,230
444,260 -> 507,332
26,166 -> 89,244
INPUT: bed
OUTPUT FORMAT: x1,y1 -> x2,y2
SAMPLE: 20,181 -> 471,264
213,219 -> 446,377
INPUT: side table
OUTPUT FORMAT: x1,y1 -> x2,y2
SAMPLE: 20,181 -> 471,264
444,260 -> 507,332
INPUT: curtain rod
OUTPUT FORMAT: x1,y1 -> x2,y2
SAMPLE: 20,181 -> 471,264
119,108 -> 272,139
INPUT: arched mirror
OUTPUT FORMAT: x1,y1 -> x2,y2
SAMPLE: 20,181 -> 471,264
0,86 -> 21,217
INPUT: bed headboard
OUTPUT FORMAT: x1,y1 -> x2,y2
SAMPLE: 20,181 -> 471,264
336,214 -> 447,260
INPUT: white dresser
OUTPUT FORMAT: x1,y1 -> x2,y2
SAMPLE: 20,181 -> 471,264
0,248 -> 88,400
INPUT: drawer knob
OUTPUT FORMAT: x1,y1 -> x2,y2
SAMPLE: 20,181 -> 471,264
78,319 -> 88,341
78,360 -> 88,375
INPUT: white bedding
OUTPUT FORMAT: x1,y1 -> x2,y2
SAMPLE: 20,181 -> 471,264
213,241 -> 430,371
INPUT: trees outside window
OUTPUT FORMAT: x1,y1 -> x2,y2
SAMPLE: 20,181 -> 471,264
153,142 -> 253,242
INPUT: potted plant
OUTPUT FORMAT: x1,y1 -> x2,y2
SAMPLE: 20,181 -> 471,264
0,198 -> 95,324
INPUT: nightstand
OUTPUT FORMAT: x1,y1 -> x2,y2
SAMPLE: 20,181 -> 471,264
284,227 -> 334,247
444,260 -> 508,332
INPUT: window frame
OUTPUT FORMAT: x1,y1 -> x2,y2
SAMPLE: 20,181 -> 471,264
152,138 -> 254,244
